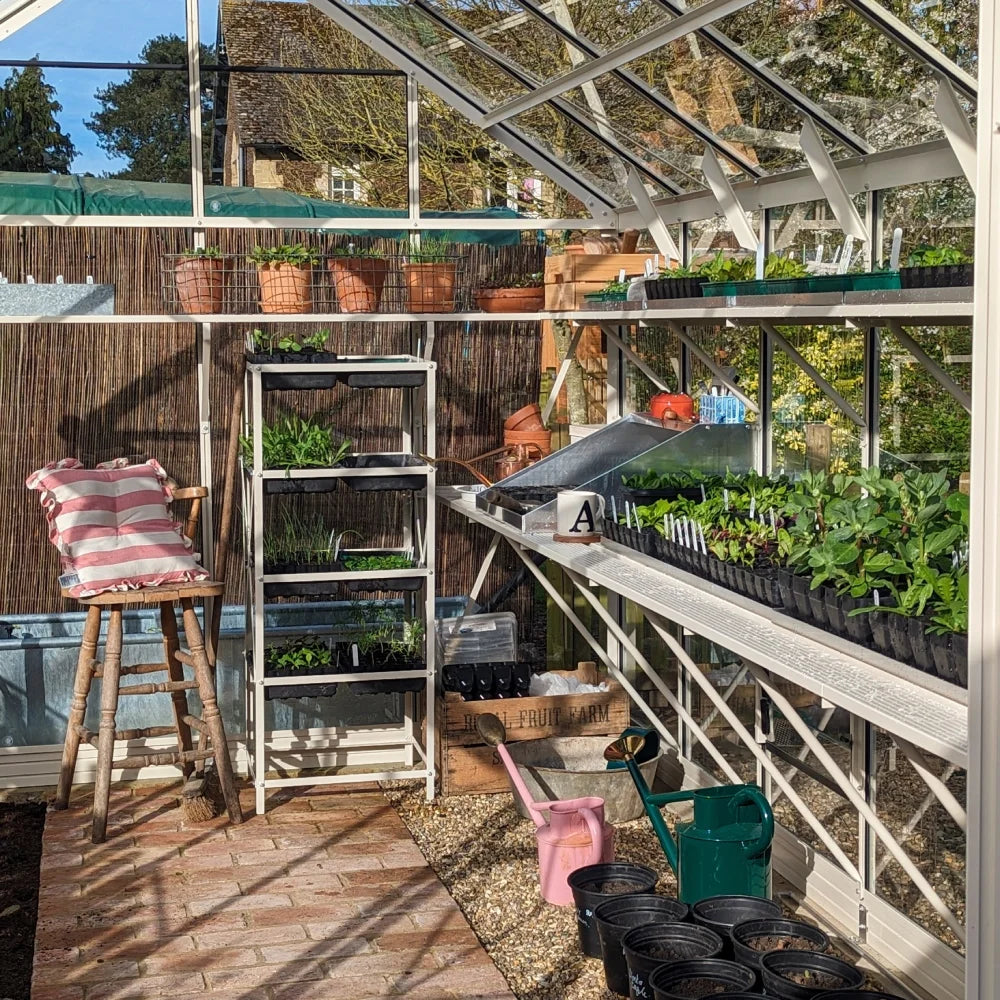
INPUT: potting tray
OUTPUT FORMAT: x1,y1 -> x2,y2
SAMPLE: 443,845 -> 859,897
900,263 -> 973,288
603,518 -> 968,688
340,363 -> 426,389
246,350 -> 340,390
262,559 -> 343,597
341,453 -> 428,491
644,275 -> 708,300
582,291 -> 628,302
701,272 -> 900,297
261,473 -> 340,495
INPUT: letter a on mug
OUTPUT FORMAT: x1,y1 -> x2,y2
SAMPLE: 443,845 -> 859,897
569,500 -> 595,534
554,489 -> 605,543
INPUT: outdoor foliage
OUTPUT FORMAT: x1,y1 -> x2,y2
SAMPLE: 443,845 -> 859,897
0,65 -> 76,173
86,35 -> 213,183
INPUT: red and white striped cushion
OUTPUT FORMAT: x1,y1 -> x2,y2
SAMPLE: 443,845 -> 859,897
26,458 -> 208,598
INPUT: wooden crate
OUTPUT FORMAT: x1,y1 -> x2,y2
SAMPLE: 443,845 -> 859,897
436,662 -> 630,797
544,253 -> 657,285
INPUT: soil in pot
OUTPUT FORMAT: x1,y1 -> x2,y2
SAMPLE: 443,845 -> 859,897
623,924 -> 723,1000
760,949 -> 864,1000
403,260 -> 457,312
731,917 -> 829,974
328,256 -> 389,313
647,958 -> 755,999
475,286 -> 544,312
595,894 -> 690,998
568,862 -> 658,959
257,262 -> 313,313
175,256 -> 224,313
690,894 -> 781,959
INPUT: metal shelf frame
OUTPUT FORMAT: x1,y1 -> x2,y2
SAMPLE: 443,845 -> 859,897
244,355 -> 437,814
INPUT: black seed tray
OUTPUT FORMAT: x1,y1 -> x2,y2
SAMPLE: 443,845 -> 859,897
341,371 -> 426,388
342,454 -> 426,492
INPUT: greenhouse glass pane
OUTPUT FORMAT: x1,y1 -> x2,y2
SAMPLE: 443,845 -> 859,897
714,0 -> 946,151
859,0 -> 978,75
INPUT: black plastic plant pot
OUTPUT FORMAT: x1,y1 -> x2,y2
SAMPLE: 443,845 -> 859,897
341,370 -> 426,389
346,575 -> 422,593
868,610 -> 894,657
512,661 -> 532,696
245,350 -> 339,390
840,596 -> 874,647
644,276 -> 709,300
899,264 -> 973,289
263,476 -> 339,495
263,559 -> 341,598
568,863 -> 659,959
886,616 -> 913,664
355,658 -> 425,694
264,662 -> 338,701
806,586 -> 828,628
731,917 -> 829,975
928,631 -> 958,685
775,569 -> 801,617
491,661 -> 514,697
441,663 -> 475,697
622,923 -> 723,1000
906,617 -> 935,673
760,950 -> 864,999
594,894 -> 690,997
624,487 -> 705,505
648,958 -> 755,1000
690,895 -> 782,959
951,633 -> 968,687
814,992 -> 908,999
823,590 -> 849,638
342,454 -> 426,492
789,573 -> 813,621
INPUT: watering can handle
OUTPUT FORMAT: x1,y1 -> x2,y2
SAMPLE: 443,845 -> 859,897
579,806 -> 605,866
732,787 -> 774,858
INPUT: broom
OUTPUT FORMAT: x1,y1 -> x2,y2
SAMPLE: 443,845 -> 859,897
182,379 -> 244,823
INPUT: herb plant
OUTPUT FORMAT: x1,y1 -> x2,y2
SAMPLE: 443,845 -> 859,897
181,246 -> 223,259
248,243 -> 320,267
407,238 -> 453,264
241,413 -> 352,471
265,635 -> 334,673
480,270 -> 543,289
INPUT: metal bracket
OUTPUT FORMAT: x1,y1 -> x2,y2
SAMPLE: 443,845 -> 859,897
700,149 -> 758,250
799,119 -> 868,241
934,78 -> 977,192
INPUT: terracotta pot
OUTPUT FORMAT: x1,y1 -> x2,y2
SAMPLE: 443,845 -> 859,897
257,263 -> 313,314
175,256 -> 224,313
475,286 -> 544,313
504,428 -> 552,456
403,261 -> 457,313
650,392 -> 694,422
504,403 -> 545,433
328,256 -> 389,313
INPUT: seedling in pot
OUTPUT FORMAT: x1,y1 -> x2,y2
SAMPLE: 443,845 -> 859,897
240,413 -> 352,472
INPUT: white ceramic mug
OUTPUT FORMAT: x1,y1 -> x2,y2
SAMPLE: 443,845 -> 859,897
555,490 -> 605,541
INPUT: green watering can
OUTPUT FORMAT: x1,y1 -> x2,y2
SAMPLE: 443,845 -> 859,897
604,734 -> 774,903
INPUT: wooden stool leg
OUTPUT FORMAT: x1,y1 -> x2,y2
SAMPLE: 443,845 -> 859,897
55,606 -> 101,810
160,603 -> 194,778
180,599 -> 243,825
92,609 -> 123,844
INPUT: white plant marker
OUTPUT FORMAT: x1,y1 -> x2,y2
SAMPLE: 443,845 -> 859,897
700,483 -> 706,502
611,495 -> 618,521
889,228 -> 903,270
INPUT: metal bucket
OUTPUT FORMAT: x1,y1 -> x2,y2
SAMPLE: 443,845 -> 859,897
504,735 -> 661,824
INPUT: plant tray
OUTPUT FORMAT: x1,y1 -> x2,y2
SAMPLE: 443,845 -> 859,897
246,350 -> 339,391
582,291 -> 628,302
354,658 -> 426,694
644,276 -> 708,300
899,263 -> 973,288
623,486 -> 705,504
346,575 -> 422,593
262,559 -> 342,598
263,476 -> 339,495
340,370 -> 426,389
702,272 -> 901,297
342,454 -> 426,491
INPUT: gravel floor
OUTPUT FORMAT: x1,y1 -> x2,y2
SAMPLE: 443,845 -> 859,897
384,784 -> 675,1000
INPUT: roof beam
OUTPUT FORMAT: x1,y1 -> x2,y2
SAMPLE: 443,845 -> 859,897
308,0 -> 618,222
617,138 -> 962,227
0,0 -> 63,41
408,0 -> 685,194
650,0 -> 871,155
841,0 -> 976,101
479,0 -> 757,128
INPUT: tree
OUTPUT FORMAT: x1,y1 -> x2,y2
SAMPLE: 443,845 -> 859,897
0,64 -> 76,173
86,34 -> 213,183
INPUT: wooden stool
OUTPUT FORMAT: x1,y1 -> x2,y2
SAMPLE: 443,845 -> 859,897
53,488 -> 243,843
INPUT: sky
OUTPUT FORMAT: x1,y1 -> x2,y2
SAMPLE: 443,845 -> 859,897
0,0 -> 221,175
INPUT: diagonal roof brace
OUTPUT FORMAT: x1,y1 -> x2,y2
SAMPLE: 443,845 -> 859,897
308,0 -> 619,221
798,119 -> 868,241
626,169 -> 682,261
0,0 -> 63,41
479,0 -> 758,128
700,148 -> 758,249
934,79 -> 977,192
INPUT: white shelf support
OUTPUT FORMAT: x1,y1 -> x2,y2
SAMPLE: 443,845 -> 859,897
700,149 -> 759,250
626,169 -> 682,262
934,79 -> 978,192
884,319 -> 972,413
798,118 -> 868,242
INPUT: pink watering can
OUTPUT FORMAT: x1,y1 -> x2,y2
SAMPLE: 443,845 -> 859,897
477,713 -> 614,905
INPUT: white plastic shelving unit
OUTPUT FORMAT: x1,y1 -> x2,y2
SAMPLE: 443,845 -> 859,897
244,355 -> 437,814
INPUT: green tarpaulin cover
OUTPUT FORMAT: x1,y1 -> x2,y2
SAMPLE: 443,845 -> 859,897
0,173 -> 524,246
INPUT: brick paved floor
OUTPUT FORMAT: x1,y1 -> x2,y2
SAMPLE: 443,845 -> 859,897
32,782 -> 516,1000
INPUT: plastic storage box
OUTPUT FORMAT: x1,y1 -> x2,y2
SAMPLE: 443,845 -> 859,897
699,395 -> 746,424
436,611 -> 517,665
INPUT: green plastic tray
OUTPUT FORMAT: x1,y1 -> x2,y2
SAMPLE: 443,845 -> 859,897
582,291 -> 629,302
701,272 -> 901,297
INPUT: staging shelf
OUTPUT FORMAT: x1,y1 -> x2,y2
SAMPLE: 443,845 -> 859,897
440,487 -> 968,767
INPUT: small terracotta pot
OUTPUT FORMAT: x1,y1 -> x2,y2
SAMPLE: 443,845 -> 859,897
257,263 -> 313,314
650,392 -> 694,422
504,428 -> 552,456
328,256 -> 389,313
504,403 -> 545,433
403,261 -> 457,313
175,256 -> 224,313
475,286 -> 544,313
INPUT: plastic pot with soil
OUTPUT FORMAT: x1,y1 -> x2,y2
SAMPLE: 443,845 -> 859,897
647,958 -> 756,999
567,862 -> 658,959
341,454 -> 427,492
594,894 -> 690,997
760,950 -> 864,999
621,923 -> 723,1000
644,276 -> 708,300
899,263 -> 973,288
730,916 -> 829,976
690,894 -> 782,958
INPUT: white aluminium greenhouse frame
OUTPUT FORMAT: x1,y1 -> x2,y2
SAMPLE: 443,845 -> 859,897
1,0 -> 998,995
